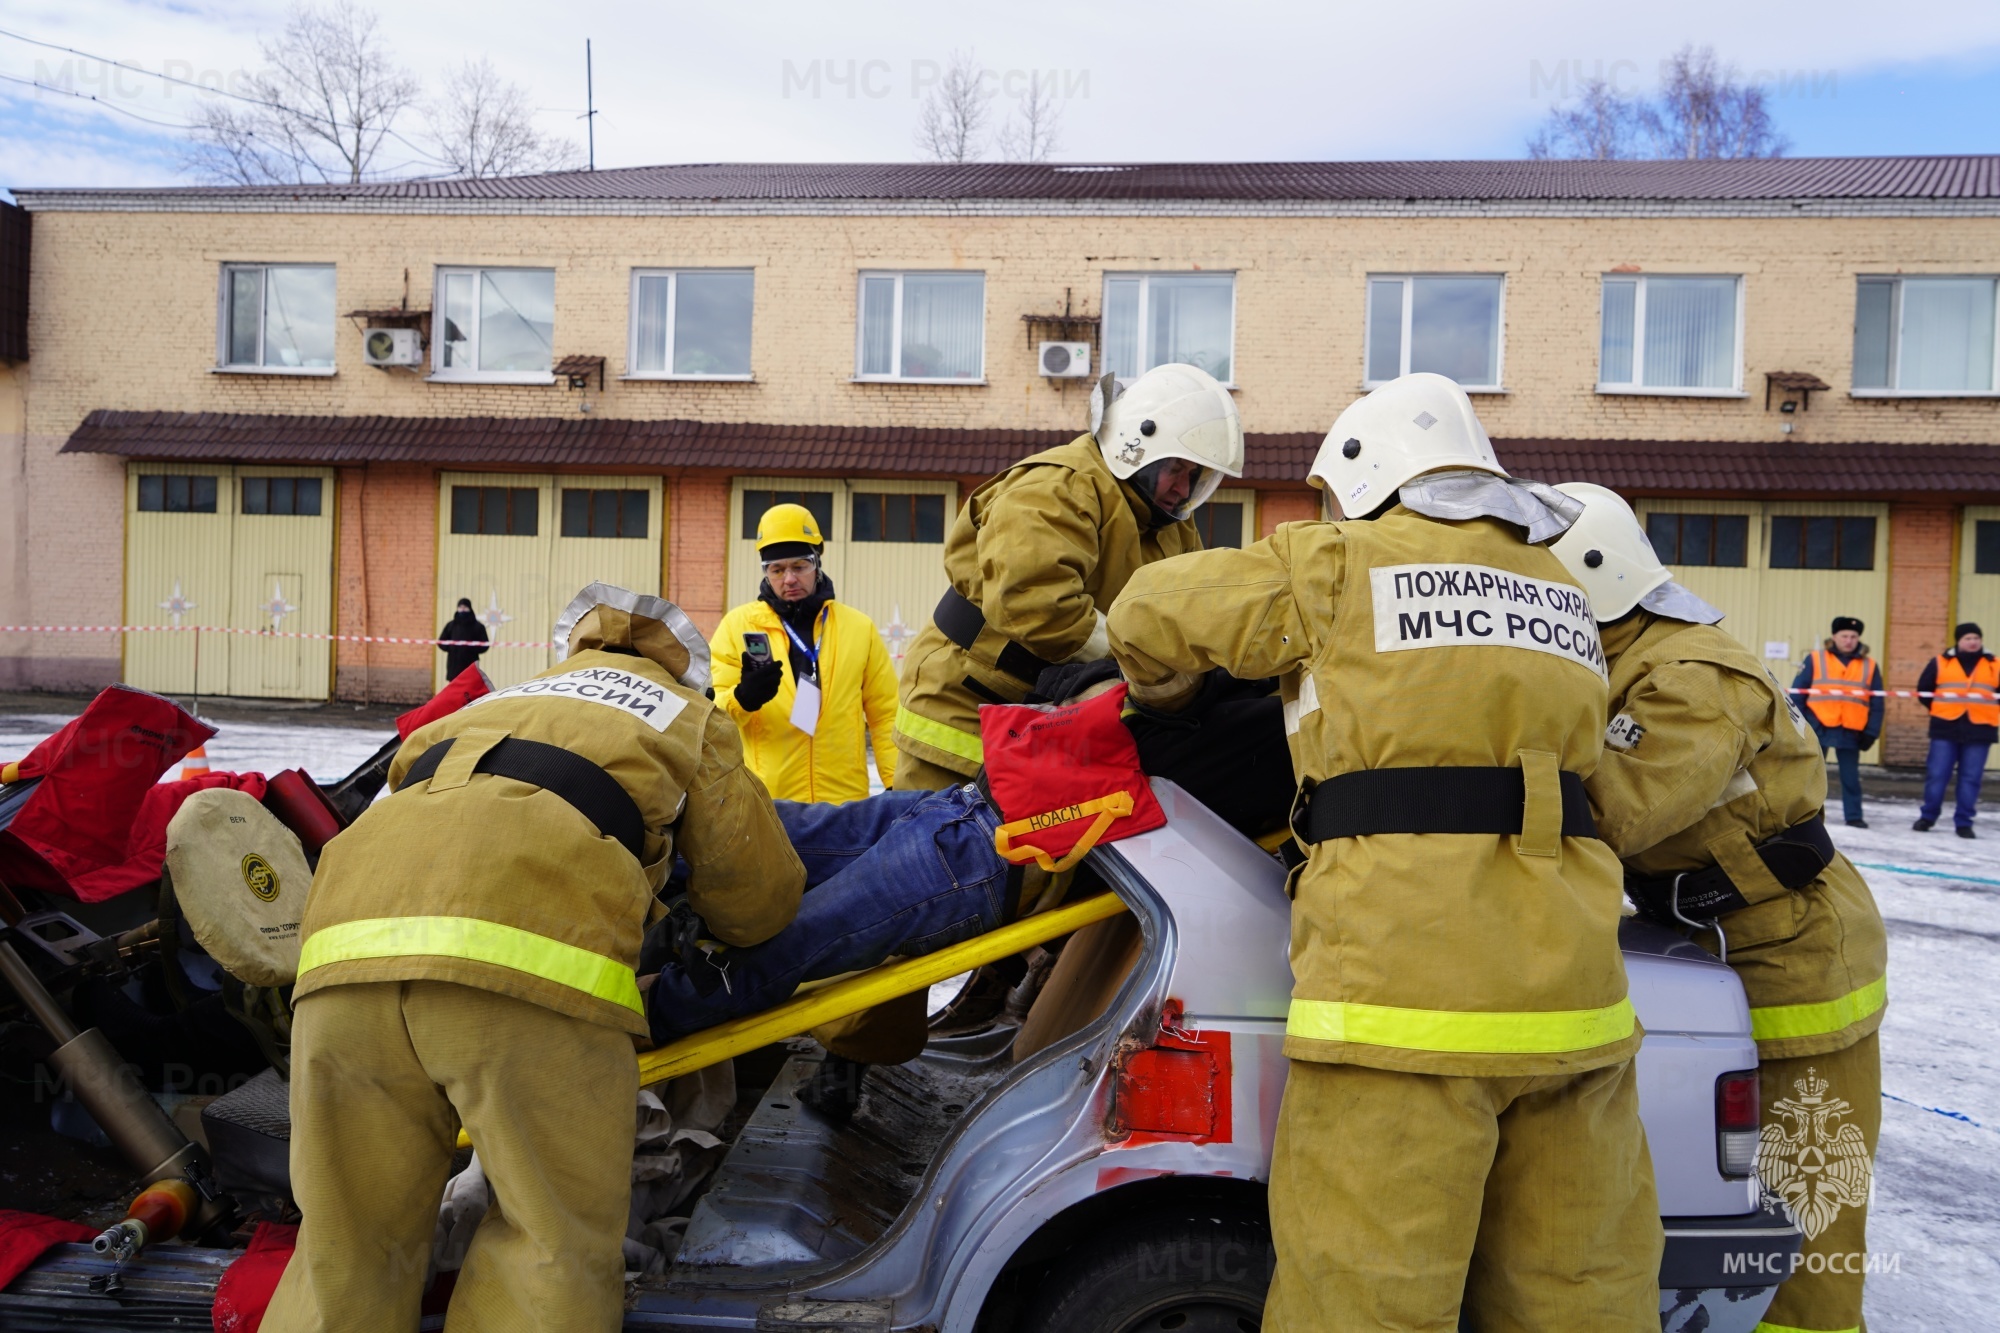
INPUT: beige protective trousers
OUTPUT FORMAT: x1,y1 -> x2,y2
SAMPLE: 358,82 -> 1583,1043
1264,1058 -> 1662,1332
1755,1032 -> 1881,1333
263,981 -> 639,1333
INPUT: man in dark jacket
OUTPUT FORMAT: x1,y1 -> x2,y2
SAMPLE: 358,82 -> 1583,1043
438,597 -> 490,681
1914,622 -> 1998,837
1793,616 -> 1884,827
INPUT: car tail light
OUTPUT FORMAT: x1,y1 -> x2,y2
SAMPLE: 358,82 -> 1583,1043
1716,1070 -> 1760,1179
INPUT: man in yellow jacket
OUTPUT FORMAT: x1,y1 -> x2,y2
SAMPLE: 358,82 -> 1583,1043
893,362 -> 1244,790
1107,374 -> 1660,1331
1551,484 -> 1887,1333
265,585 -> 804,1333
711,502 -> 897,802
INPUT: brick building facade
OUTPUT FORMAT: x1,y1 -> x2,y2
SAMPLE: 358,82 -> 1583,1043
4,159 -> 1999,762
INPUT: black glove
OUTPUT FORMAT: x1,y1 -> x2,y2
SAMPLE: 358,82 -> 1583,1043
733,655 -> 783,712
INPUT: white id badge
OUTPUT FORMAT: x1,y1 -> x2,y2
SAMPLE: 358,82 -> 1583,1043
790,675 -> 822,736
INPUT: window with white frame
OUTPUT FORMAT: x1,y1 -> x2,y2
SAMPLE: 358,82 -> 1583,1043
219,264 -> 336,370
630,269 -> 754,378
855,271 -> 985,381
1853,276 -> 1998,395
1102,273 -> 1236,384
1364,275 -> 1505,390
1598,274 -> 1743,393
434,267 -> 556,379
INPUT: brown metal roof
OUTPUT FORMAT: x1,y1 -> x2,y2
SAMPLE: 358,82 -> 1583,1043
1251,431 -> 2000,496
61,410 -> 2000,498
19,157 -> 2000,205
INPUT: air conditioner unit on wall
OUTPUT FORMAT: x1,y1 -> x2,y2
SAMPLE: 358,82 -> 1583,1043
363,327 -> 422,367
1039,341 -> 1092,378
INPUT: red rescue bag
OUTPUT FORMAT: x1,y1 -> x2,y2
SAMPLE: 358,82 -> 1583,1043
395,665 -> 494,740
978,683 -> 1166,874
0,686 -> 265,902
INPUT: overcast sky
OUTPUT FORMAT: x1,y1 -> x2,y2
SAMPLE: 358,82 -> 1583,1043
3,0 -> 1999,194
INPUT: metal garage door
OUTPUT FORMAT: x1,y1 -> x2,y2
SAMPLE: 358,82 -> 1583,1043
124,463 -> 334,700
227,467 -> 335,699
1958,506 -> 2000,644
1195,487 -> 1258,549
1638,498 -> 1888,760
436,472 -> 665,690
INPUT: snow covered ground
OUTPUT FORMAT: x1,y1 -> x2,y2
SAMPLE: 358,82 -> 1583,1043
2,711 -> 1994,1319
1830,803 -> 2000,1330
0,713 -> 399,789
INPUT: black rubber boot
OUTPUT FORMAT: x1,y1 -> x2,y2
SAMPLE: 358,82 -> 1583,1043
798,1053 -> 868,1122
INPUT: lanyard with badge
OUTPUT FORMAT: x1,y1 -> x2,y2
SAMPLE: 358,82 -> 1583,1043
780,608 -> 827,736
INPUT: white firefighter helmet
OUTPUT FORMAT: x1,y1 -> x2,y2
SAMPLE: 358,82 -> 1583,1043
1309,372 -> 1505,518
1090,363 -> 1244,522
1548,483 -> 1672,621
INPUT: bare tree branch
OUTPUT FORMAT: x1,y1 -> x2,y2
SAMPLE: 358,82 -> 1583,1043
997,71 -> 1063,163
427,59 -> 584,178
1525,44 -> 1788,161
1526,77 -> 1637,160
181,0 -> 423,184
1642,44 -> 1789,160
914,50 -> 989,164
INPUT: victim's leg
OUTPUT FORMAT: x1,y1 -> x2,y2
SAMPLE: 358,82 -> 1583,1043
649,786 -> 1010,1041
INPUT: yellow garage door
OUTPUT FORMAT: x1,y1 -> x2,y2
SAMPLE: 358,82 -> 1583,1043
548,476 -> 667,630
1195,487 -> 1258,549
1634,499 -> 1765,635
1958,506 -> 2000,643
124,463 -> 335,700
126,464 -> 234,697
436,473 -> 666,690
227,467 -> 335,699
1639,499 -> 1888,761
840,479 -> 956,670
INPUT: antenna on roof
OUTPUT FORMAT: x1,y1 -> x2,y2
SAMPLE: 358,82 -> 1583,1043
582,40 -> 598,171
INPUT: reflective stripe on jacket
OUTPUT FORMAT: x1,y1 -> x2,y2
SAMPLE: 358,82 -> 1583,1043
1928,652 -> 2000,726
1806,650 -> 1874,731
1108,508 -> 1636,1078
711,598 -> 897,801
1588,615 -> 1888,1061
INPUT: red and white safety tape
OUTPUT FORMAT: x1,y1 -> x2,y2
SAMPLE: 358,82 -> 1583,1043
1789,686 -> 1998,701
0,624 -> 551,648
0,626 -> 1988,700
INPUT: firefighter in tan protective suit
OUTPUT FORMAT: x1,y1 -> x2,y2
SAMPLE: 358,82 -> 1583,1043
810,364 -> 1243,1099
892,362 -> 1244,791
1551,484 -> 1887,1333
1107,374 -> 1661,1330
265,585 -> 804,1333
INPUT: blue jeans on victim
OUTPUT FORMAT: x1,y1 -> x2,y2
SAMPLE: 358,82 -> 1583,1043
645,786 -> 1009,1042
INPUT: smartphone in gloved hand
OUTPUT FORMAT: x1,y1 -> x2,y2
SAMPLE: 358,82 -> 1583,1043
743,632 -> 772,665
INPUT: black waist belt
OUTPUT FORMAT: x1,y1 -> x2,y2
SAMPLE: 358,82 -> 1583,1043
400,737 -> 647,864
1626,815 -> 1835,924
1292,766 -> 1598,843
935,587 -> 1058,686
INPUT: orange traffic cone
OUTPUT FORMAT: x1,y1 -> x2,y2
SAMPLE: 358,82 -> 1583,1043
179,745 -> 211,781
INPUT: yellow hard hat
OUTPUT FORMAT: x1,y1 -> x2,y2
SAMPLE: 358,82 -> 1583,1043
756,502 -> 824,559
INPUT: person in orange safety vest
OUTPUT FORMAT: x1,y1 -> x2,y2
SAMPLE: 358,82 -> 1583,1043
1913,622 -> 1998,837
1792,616 -> 1883,827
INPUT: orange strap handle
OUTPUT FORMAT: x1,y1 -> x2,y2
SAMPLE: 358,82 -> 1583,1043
992,790 -> 1136,875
